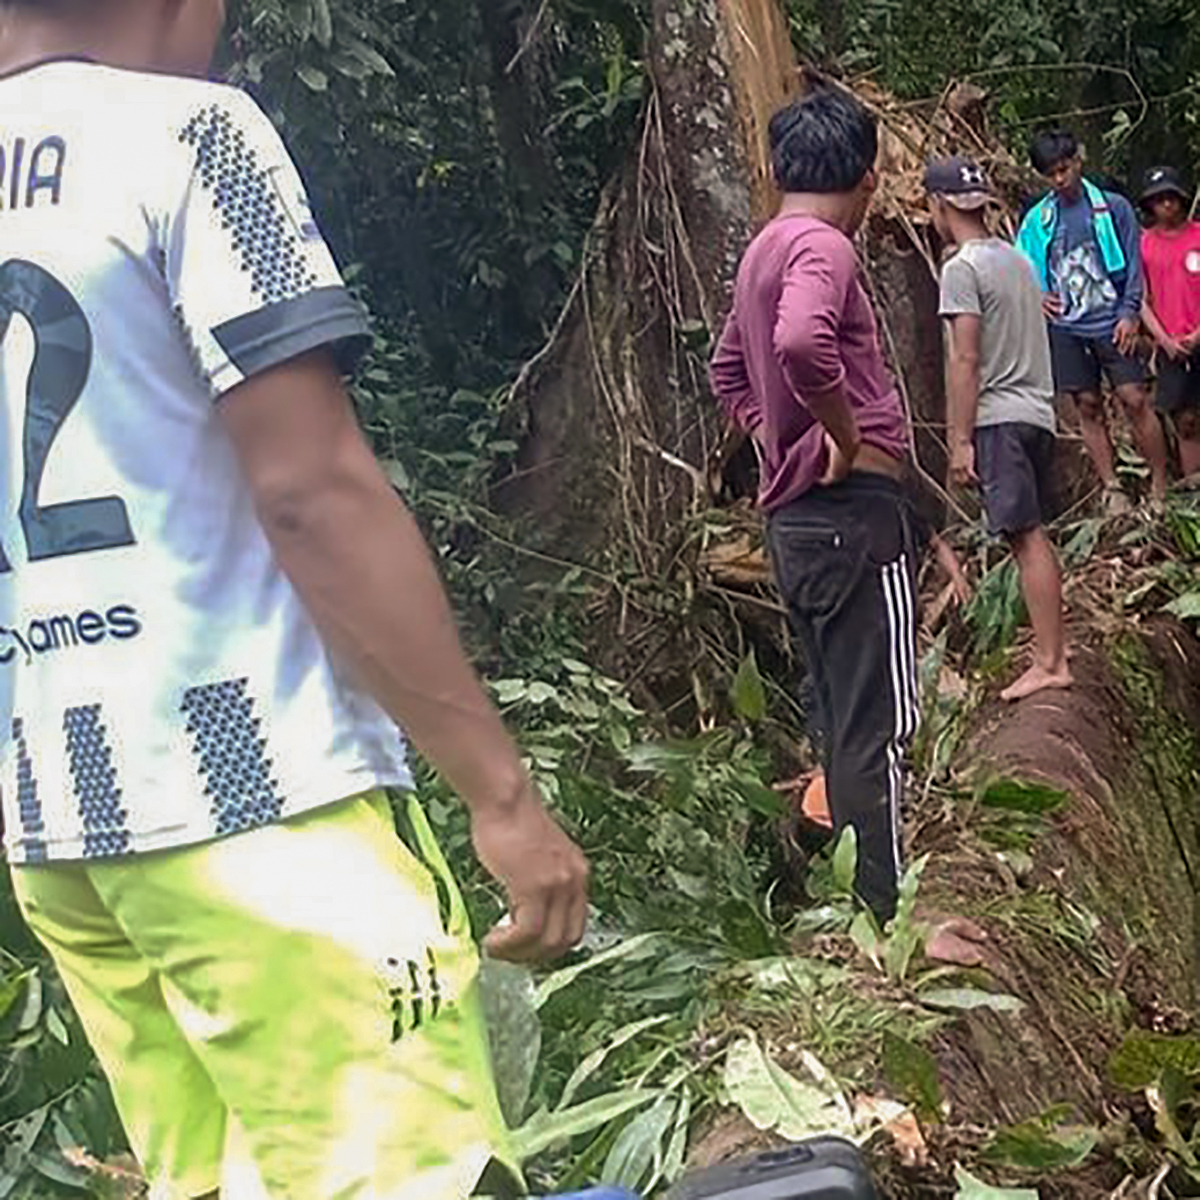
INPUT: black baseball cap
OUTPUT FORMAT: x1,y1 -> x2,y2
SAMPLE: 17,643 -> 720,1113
923,156 -> 993,210
1140,165 -> 1189,208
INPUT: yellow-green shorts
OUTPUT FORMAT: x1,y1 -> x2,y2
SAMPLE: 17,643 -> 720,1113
12,791 -> 513,1200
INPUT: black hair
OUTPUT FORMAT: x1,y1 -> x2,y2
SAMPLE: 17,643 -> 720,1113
1029,129 -> 1080,175
768,88 -> 878,195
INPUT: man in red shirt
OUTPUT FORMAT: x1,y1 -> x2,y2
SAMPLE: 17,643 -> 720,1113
1140,166 -> 1200,481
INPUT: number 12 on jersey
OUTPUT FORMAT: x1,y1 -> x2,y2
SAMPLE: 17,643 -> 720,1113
0,259 -> 135,572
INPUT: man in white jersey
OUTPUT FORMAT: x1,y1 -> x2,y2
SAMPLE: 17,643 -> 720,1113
0,1 -> 588,1196
925,158 -> 1072,702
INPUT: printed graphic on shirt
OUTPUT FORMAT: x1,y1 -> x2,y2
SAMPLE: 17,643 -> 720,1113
181,678 -> 285,836
1052,244 -> 1117,322
179,104 -> 320,305
1188,249 -> 1200,276
11,718 -> 45,863
64,705 -> 130,858
268,165 -> 323,242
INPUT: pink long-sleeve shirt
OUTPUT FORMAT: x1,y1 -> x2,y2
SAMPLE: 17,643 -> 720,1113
708,214 -> 908,512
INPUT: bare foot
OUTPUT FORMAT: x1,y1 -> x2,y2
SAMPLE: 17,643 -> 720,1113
1000,663 -> 1073,703
922,914 -> 989,967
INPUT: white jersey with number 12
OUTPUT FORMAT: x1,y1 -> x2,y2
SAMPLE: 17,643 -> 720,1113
0,59 -> 411,864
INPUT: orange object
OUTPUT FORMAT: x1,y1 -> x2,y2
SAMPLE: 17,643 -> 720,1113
801,771 -> 832,829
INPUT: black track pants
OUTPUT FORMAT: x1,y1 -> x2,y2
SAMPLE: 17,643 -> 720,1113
767,474 -> 921,923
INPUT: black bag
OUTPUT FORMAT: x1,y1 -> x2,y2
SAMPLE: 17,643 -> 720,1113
665,1138 -> 879,1200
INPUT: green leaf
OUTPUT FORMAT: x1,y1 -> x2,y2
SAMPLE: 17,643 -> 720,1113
1108,1031 -> 1200,1090
1,1106 -> 48,1189
602,1096 -> 676,1190
977,778 -> 1068,815
559,1015 -> 672,1108
849,909 -> 883,966
881,1031 -> 943,1122
743,956 -> 847,992
295,64 -> 328,92
0,969 -> 29,1023
340,37 -> 396,78
478,959 -> 540,1127
920,988 -> 1024,1014
884,855 -> 927,982
982,1119 -> 1098,1172
953,1166 -> 1039,1198
723,1037 -> 854,1141
311,0 -> 333,46
16,968 -> 42,1032
1164,591 -> 1200,620
287,0 -> 314,41
1150,1066 -> 1197,1164
662,1086 -> 692,1182
1061,518 -> 1102,567
512,1089 -> 661,1159
379,458 -> 411,491
731,650 -> 767,722
44,1006 -> 69,1046
30,1151 -> 91,1188
832,825 -> 858,896
732,778 -> 786,818
717,897 -> 777,958
534,934 -> 659,1009
491,679 -> 528,704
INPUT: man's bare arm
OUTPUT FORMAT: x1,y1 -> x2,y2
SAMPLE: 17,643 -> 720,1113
218,350 -> 588,961
1142,298 -> 1184,358
945,314 -> 982,488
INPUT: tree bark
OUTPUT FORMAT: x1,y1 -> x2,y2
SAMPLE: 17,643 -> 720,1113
494,0 -> 797,562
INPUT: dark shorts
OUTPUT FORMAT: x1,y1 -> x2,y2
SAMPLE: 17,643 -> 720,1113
1048,324 -> 1147,394
1155,353 -> 1200,415
975,422 -> 1055,538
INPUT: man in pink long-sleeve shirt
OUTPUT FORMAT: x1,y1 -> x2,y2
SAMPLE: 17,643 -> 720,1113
710,89 -> 920,926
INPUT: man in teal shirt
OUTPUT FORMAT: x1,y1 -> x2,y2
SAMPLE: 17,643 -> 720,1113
1016,129 -> 1168,510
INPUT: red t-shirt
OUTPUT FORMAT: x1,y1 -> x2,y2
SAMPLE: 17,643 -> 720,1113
1141,221 -> 1200,340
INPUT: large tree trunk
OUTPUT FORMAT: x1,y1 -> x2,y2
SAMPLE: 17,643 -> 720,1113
494,0 -> 795,563
919,621 -> 1198,1117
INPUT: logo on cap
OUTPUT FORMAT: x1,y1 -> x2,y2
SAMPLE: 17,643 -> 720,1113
960,164 -> 985,187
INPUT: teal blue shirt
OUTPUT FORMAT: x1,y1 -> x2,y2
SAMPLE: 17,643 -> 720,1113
1015,181 -> 1143,338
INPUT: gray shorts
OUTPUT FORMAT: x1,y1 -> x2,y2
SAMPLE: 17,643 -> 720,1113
975,422 -> 1056,538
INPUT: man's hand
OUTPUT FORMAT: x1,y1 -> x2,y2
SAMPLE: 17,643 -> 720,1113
1041,293 -> 1064,321
1159,334 -> 1188,361
949,571 -> 972,607
948,442 -> 979,490
474,783 -> 589,963
1113,317 -> 1140,356
819,430 -> 858,486
1181,328 -> 1200,355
